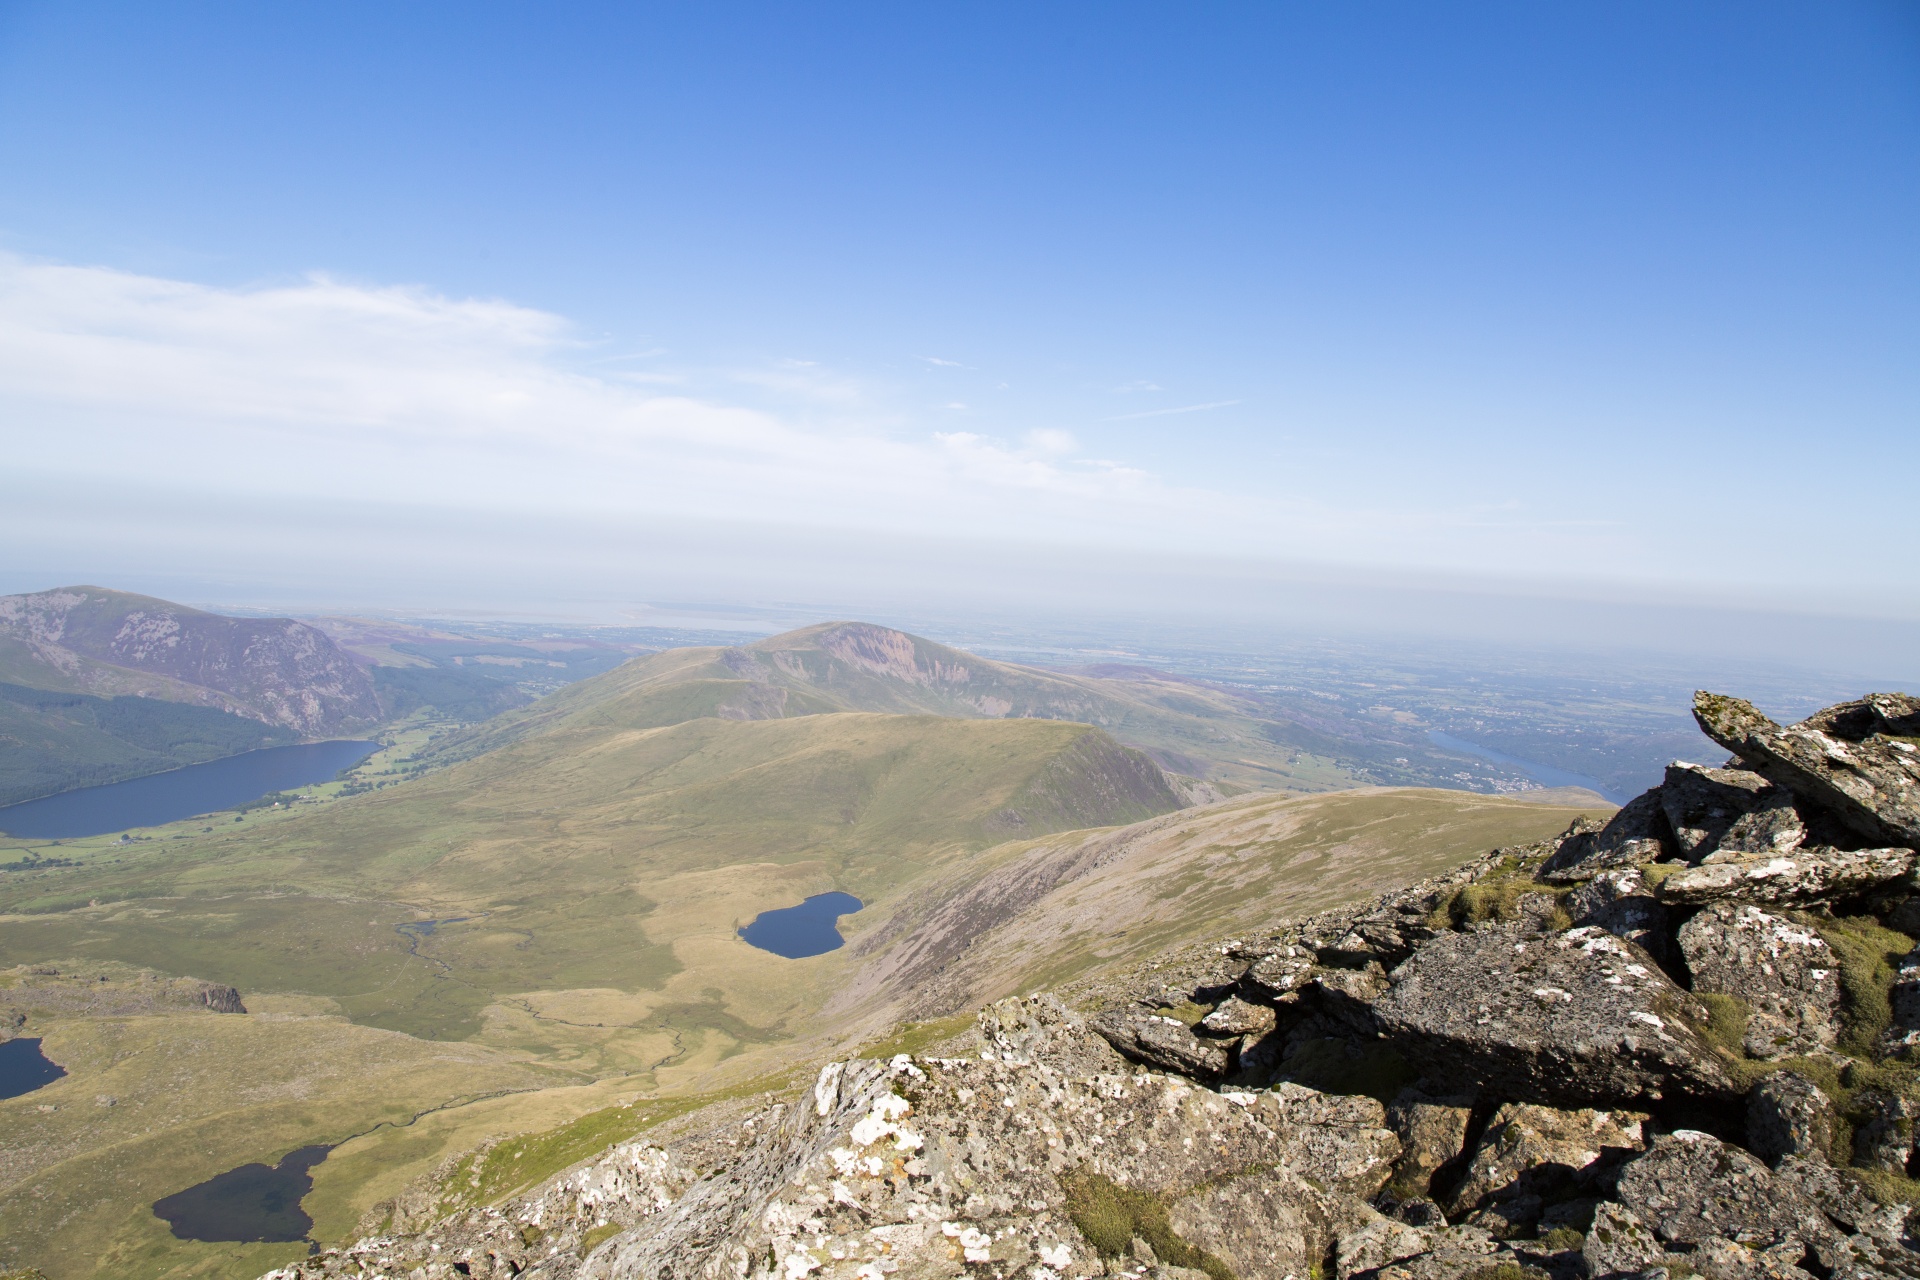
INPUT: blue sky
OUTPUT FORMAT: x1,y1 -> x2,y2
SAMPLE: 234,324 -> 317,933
0,2 -> 1916,632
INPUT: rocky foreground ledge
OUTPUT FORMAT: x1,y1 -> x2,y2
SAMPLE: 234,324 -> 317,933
269,691 -> 1920,1280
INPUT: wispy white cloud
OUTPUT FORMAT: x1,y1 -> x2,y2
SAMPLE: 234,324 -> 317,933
1112,379 -> 1162,393
1105,399 -> 1241,421
920,355 -> 971,368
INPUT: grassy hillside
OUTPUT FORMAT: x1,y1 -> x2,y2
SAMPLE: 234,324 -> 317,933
430,621 -> 1362,794
0,682 -> 298,807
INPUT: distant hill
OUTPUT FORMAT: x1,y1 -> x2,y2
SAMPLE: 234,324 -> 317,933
0,586 -> 380,805
426,620 -> 1376,795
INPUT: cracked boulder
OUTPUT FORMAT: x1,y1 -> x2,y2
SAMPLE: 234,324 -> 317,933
1166,1164 -> 1367,1280
1372,924 -> 1732,1108
1695,691 -> 1920,849
1540,790 -> 1672,883
1657,844 -> 1918,905
1677,904 -> 1841,1058
1615,1129 -> 1832,1249
1565,867 -> 1671,962
1662,762 -> 1807,861
1241,944 -> 1317,1001
1443,1102 -> 1646,1233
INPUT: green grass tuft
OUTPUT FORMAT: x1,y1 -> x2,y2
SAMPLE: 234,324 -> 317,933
1809,913 -> 1915,1055
1061,1169 -> 1237,1280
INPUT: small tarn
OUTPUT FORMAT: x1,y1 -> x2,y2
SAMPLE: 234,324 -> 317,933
738,891 -> 864,958
152,1145 -> 331,1243
0,1037 -> 66,1099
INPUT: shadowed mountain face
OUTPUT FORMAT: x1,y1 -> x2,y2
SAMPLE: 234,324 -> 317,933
0,587 -> 379,736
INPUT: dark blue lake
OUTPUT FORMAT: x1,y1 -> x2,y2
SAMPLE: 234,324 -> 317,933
0,1037 -> 66,1099
0,740 -> 381,839
738,891 -> 863,958
1426,730 -> 1627,805
152,1144 -> 331,1243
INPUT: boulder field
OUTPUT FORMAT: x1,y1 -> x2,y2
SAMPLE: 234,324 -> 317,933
266,691 -> 1920,1280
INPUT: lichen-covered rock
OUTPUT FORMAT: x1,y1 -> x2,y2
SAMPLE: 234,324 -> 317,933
1695,691 -> 1920,849
1540,790 -> 1672,883
1615,1130 -> 1831,1249
1334,1213 -> 1436,1278
1850,1089 -> 1919,1174
1774,1154 -> 1913,1247
1677,905 -> 1841,1058
1747,1072 -> 1837,1166
1256,1081 -> 1402,1198
1372,925 -> 1731,1107
1662,763 -> 1806,862
1384,1088 -> 1474,1202
1657,845 -> 1918,906
1565,867 -> 1671,962
1166,1165 -> 1365,1280
1090,1008 -> 1232,1080
1582,1200 -> 1665,1277
1444,1102 -> 1646,1229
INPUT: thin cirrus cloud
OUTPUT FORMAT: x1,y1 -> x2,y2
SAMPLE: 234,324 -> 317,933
1105,399 -> 1242,421
0,254 -> 1197,543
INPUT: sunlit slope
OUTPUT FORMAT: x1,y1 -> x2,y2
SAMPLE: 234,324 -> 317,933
435,621 -> 1349,792
831,787 -> 1611,1033
0,713 -> 1178,1042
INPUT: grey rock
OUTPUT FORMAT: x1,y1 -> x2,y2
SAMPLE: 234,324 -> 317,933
1850,1089 -> 1919,1174
1799,693 -> 1920,742
1090,1008 -> 1232,1080
1566,867 -> 1671,962
1385,1088 -> 1474,1200
1166,1164 -> 1364,1280
1541,790 -> 1673,883
1747,1072 -> 1837,1166
1242,945 -> 1317,1001
1335,1213 -> 1436,1279
196,982 -> 247,1014
1198,995 -> 1276,1038
1582,1201 -> 1665,1277
1444,1101 -> 1646,1225
1677,905 -> 1841,1058
1687,1234 -> 1816,1278
1775,1154 -> 1912,1244
1372,924 -> 1732,1108
1616,1129 -> 1831,1248
1885,944 -> 1920,1058
1310,967 -> 1389,1036
1255,1081 -> 1402,1198
1657,844 -> 1918,906
1663,763 -> 1803,862
1695,691 -> 1920,849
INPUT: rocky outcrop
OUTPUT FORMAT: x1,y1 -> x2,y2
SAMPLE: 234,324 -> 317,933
258,687 -> 1920,1280
1657,844 -> 1917,905
1662,762 -> 1807,860
1695,691 -> 1920,848
1540,790 -> 1671,882
1371,924 -> 1730,1107
0,586 -> 379,735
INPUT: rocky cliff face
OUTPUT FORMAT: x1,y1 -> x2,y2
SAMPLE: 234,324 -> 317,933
0,586 -> 378,735
267,689 -> 1920,1280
